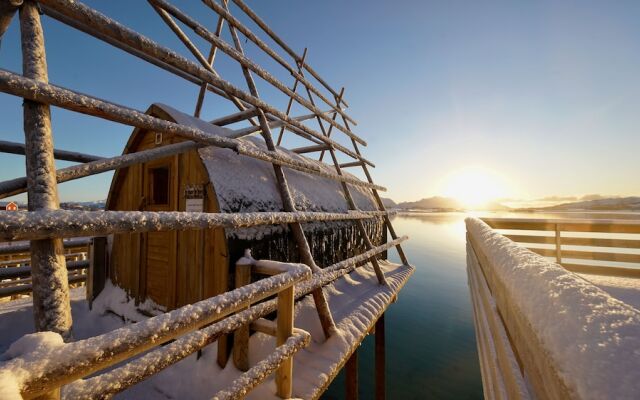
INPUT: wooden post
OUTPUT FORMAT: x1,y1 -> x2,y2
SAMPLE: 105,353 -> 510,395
276,285 -> 294,398
375,314 -> 386,400
346,348 -> 359,400
232,259 -> 251,371
555,224 -> 562,264
87,236 -> 107,309
20,0 -> 72,340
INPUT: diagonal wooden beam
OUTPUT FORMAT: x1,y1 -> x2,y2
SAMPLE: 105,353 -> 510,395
224,6 -> 337,338
276,47 -> 307,146
334,88 -> 410,265
295,64 -> 388,285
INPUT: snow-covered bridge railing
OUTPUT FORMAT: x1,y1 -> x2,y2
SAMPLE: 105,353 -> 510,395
0,262 -> 312,399
482,217 -> 640,278
466,217 -> 640,400
0,238 -> 90,298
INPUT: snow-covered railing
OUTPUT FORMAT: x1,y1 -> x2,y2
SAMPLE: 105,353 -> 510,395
0,210 -> 390,241
482,217 -> 640,277
466,217 -> 640,400
0,262 -> 312,399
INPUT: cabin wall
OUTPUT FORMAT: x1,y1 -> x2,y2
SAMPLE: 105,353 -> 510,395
108,128 -> 228,309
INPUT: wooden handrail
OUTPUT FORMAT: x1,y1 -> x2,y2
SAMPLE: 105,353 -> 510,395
482,217 -> 640,277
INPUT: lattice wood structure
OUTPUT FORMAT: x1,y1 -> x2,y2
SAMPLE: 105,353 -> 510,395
0,1 -> 412,398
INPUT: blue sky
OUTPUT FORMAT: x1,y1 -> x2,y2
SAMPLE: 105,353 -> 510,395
1,0 -> 639,202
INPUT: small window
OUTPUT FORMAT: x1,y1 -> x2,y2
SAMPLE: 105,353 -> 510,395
150,167 -> 170,205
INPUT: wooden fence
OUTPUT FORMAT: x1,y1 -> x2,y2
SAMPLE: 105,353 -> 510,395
0,238 -> 90,298
482,217 -> 640,277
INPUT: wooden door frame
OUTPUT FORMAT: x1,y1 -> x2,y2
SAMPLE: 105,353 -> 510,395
139,155 -> 179,309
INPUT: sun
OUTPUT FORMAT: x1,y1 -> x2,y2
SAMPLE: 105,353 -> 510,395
440,167 -> 510,209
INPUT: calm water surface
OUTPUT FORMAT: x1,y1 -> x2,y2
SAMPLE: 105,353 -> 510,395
322,210 -> 640,399
323,212 -> 483,400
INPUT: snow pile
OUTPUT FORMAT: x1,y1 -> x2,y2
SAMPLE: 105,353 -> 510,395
466,217 -> 640,399
92,281 -> 165,320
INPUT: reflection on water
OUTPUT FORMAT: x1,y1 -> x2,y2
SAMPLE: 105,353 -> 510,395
323,212 -> 482,400
322,211 -> 640,399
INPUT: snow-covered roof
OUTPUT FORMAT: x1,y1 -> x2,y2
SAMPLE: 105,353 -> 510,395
153,103 -> 378,214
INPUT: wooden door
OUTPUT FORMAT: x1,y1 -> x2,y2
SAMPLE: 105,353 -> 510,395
141,157 -> 178,309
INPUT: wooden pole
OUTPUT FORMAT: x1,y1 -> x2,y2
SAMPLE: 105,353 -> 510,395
275,285 -> 294,398
334,89 -> 410,265
0,0 -> 22,38
555,224 -> 562,264
0,139 -> 103,163
375,313 -> 386,400
200,0 -> 361,130
346,348 -> 359,400
149,0 -> 362,144
232,259 -> 251,371
39,0 -> 367,164
20,0 -> 72,341
224,10 -> 337,337
229,0 -> 350,109
296,65 -> 387,284
277,48 -> 307,146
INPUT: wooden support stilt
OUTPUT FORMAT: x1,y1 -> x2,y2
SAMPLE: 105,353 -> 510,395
346,348 -> 359,400
375,313 -> 386,400
224,10 -> 337,338
232,260 -> 251,371
20,0 -> 72,341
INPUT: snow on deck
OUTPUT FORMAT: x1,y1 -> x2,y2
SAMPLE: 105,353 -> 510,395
0,261 -> 413,399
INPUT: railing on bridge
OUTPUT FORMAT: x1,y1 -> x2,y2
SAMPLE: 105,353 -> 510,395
481,217 -> 640,277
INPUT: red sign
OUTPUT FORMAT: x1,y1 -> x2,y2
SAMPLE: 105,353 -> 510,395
5,202 -> 18,211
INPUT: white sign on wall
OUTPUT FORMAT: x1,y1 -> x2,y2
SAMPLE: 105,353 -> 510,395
185,198 -> 204,212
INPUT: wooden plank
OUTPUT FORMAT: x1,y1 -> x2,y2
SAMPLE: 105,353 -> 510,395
233,261 -> 251,372
483,217 -> 640,234
276,285 -> 294,398
561,236 -> 640,249
560,249 -> 640,264
562,263 -> 640,278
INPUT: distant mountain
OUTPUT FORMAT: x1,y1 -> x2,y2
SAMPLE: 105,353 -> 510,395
60,200 -> 106,211
397,196 -> 464,211
380,197 -> 397,208
542,196 -> 640,211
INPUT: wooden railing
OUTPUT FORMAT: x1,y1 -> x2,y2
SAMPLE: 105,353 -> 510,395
482,217 -> 640,277
1,263 -> 311,399
0,238 -> 90,298
466,217 -> 640,399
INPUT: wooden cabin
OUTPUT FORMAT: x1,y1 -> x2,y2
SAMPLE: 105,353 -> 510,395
106,103 -> 385,310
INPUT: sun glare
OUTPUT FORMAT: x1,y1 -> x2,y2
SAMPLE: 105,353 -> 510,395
440,167 -> 510,209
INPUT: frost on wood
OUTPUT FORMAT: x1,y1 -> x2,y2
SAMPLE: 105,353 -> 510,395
0,251 -> 411,399
0,209 -> 387,241
0,267 -> 310,398
466,217 -> 640,400
212,332 -> 311,400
